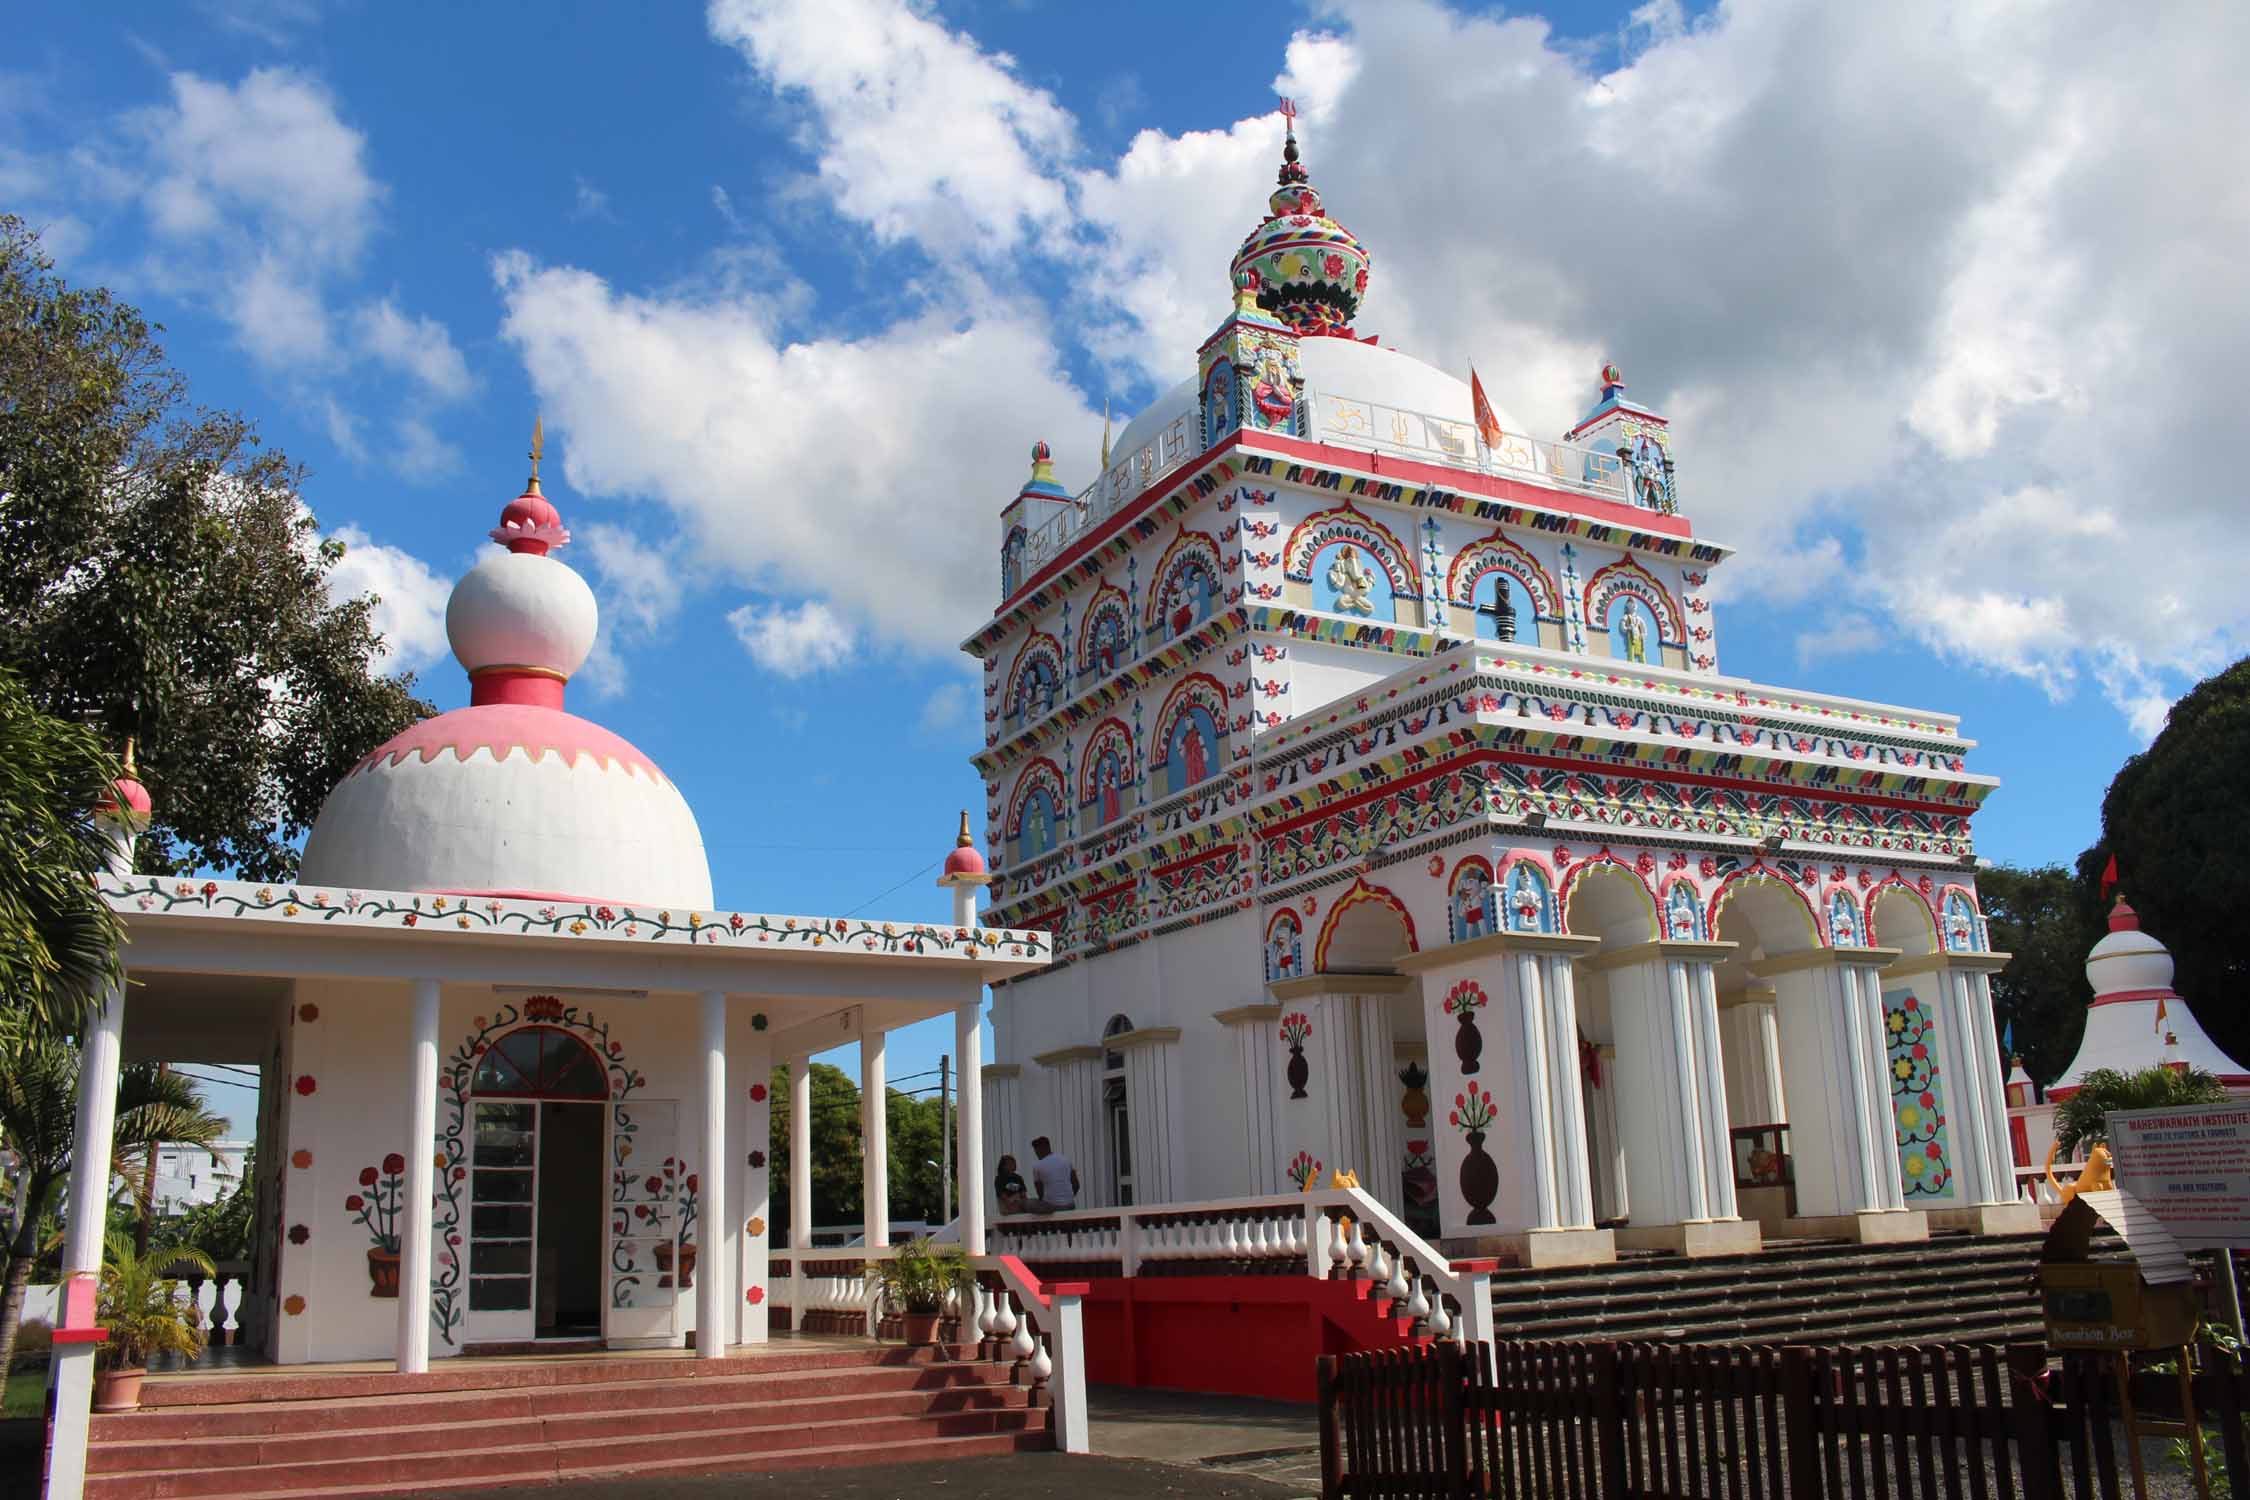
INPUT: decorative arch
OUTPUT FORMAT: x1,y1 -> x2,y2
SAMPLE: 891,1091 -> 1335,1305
1582,556 -> 1684,645
1006,758 -> 1067,861
1498,854 -> 1559,934
1826,887 -> 1866,947
1447,857 -> 1496,943
1151,672 -> 1229,794
1866,875 -> 1938,951
1560,854 -> 1662,943
1447,532 -> 1558,619
1283,503 -> 1418,595
433,997 -> 640,1348
1265,907 -> 1305,982
1659,876 -> 1705,940
470,1024 -> 611,1099
1939,886 -> 1985,953
1706,867 -> 1823,951
1003,633 -> 1066,723
1313,877 -> 1420,972
1146,528 -> 1226,636
1077,583 -> 1131,676
1079,718 -> 1134,825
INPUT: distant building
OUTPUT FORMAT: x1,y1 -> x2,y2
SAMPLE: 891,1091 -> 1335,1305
148,1140 -> 251,1216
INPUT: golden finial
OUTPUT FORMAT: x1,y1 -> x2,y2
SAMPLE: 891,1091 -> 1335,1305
122,735 -> 138,778
1100,398 -> 1112,470
956,810 -> 974,848
526,415 -> 545,494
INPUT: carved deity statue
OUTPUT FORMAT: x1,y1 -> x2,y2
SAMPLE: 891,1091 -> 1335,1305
1327,544 -> 1377,616
1619,604 -> 1647,664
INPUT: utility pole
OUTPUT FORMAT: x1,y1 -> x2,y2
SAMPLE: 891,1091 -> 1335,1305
940,1055 -> 952,1229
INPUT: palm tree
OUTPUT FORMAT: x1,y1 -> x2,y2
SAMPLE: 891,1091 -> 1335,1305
2052,1064 -> 2232,1157
0,1038 -> 227,1373
0,668 -> 126,1047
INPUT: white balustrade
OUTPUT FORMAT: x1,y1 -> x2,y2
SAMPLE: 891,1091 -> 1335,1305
1029,1332 -> 1053,1386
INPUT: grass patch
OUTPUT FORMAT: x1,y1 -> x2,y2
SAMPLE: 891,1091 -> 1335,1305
2,1366 -> 46,1420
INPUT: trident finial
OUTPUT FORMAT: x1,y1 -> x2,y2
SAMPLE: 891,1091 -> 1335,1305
527,414 -> 545,493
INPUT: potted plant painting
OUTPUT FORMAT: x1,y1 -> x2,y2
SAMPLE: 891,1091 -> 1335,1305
347,1154 -> 407,1296
96,1234 -> 215,1411
873,1238 -> 970,1348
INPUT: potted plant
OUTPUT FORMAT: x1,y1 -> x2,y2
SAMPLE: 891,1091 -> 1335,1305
95,1234 -> 215,1412
872,1238 -> 969,1348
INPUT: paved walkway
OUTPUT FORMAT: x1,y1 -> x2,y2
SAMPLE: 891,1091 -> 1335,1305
1087,1385 -> 1321,1493
437,1455 -> 1310,1499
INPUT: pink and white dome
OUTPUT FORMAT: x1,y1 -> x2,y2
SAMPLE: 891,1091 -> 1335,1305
299,464 -> 712,908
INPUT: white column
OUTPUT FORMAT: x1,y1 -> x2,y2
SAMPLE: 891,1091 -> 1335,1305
1719,986 -> 1787,1125
954,996 -> 987,1255
1688,961 -> 1738,1221
789,1057 -> 812,1249
46,978 -> 126,1500
1964,970 -> 2017,1203
697,990 -> 727,1357
1510,949 -> 1561,1229
861,1017 -> 888,1249
395,979 -> 440,1373
1767,951 -> 1911,1223
1218,1007 -> 1282,1196
1539,955 -> 1596,1229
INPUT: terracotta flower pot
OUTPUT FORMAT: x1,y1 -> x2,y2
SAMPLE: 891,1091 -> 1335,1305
367,1247 -> 401,1298
901,1312 -> 942,1347
94,1367 -> 145,1412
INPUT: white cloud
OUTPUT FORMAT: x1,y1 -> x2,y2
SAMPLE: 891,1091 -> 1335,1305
918,680 -> 970,736
705,0 -> 1077,257
389,416 -> 462,483
727,598 -> 857,678
493,250 -> 1094,649
572,176 -> 613,222
324,524 -> 450,671
578,522 -> 686,639
1793,612 -> 1876,671
351,298 -> 473,400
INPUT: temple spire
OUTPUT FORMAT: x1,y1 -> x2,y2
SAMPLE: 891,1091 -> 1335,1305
526,415 -> 544,495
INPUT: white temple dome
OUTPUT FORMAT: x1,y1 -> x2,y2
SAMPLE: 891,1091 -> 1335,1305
1107,338 -> 1522,470
446,550 -> 597,681
2084,899 -> 2175,998
299,467 -> 713,909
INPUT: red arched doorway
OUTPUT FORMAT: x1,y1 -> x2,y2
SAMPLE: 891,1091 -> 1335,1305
468,1026 -> 610,1343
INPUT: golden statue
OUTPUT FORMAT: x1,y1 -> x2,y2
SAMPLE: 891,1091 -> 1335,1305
2044,1139 -> 2115,1205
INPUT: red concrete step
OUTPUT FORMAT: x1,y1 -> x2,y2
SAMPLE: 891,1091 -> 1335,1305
90,1383 -> 1035,1471
211,1432 -> 1052,1500
102,1359 -> 1012,1440
136,1342 -> 976,1409
86,1409 -> 1048,1498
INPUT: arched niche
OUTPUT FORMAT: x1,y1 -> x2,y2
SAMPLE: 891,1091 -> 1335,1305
1868,881 -> 1939,957
1314,880 -> 1417,974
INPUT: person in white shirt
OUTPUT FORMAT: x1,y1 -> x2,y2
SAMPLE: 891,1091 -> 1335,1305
1026,1136 -> 1079,1214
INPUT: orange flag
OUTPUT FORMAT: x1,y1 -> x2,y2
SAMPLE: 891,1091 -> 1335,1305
1470,367 -> 1505,449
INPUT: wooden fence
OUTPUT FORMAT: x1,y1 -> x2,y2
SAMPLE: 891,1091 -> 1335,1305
1316,1339 -> 2250,1500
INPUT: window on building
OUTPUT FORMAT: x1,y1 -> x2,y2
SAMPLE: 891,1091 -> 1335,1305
1103,1014 -> 1134,1207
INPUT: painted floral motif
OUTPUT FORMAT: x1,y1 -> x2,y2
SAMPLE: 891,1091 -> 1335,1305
347,1154 -> 408,1297
99,876 -> 1051,959
290,1149 -> 313,1169
1287,1150 -> 1324,1190
1884,989 -> 1951,1198
1442,981 -> 1487,1018
1451,1085 -> 1501,1226
1279,1011 -> 1314,1100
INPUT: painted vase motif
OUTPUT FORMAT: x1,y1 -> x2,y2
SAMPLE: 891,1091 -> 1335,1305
1443,981 -> 1487,1077
1279,1012 -> 1313,1101
1459,1133 -> 1499,1226
1398,1062 -> 1430,1129
1451,1082 -> 1500,1227
366,1247 -> 401,1298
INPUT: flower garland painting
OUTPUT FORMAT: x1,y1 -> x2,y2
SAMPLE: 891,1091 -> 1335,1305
1882,988 -> 1951,1198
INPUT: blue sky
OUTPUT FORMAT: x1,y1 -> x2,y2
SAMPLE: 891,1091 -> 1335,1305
9,1 -> 2243,1141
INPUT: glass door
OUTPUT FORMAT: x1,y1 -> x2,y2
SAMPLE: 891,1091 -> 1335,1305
466,1101 -> 537,1342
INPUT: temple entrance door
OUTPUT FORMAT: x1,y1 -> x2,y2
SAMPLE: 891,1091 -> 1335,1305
466,1026 -> 614,1345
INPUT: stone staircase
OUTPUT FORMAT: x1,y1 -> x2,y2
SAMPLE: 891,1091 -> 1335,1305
1483,1230 -> 2063,1346
85,1343 -> 1046,1499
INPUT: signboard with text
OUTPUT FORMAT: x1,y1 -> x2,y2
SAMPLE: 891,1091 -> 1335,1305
2106,1104 -> 2250,1250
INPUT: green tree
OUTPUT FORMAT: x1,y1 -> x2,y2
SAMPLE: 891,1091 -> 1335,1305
0,669 -> 125,1044
2082,655 -> 2250,1074
0,215 -> 429,883
2051,1064 -> 2232,1158
0,1038 -> 227,1374
767,1062 -> 864,1238
1979,863 -> 2100,1087
170,1149 -> 255,1263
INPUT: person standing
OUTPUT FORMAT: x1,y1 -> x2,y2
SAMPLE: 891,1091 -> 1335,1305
1027,1136 -> 1079,1214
